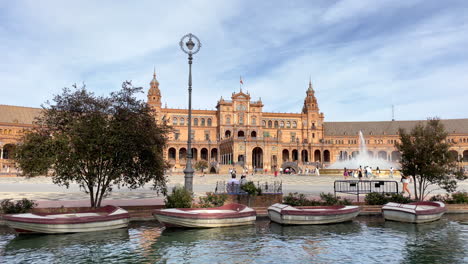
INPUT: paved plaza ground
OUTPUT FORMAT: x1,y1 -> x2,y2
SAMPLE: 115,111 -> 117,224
0,173 -> 467,204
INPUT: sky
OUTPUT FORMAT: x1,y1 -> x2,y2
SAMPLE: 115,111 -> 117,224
1,0 -> 468,122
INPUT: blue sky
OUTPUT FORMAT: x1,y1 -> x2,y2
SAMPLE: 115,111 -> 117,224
1,0 -> 468,121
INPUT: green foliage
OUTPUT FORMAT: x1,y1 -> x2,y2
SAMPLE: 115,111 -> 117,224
365,192 -> 412,205
396,118 -> 467,200
198,192 -> 228,208
283,192 -> 351,206
240,181 -> 262,196
1,198 -> 37,214
429,192 -> 468,204
14,82 -> 169,208
320,192 -> 352,205
194,160 -> 209,172
451,192 -> 468,204
165,186 -> 193,208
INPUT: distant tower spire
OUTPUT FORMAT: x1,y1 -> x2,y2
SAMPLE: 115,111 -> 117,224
308,77 -> 313,92
148,69 -> 161,108
392,105 -> 395,121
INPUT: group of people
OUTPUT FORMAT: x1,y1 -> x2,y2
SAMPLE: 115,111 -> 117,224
343,166 -> 377,180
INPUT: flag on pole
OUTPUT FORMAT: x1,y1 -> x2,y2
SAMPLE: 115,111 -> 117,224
240,76 -> 243,85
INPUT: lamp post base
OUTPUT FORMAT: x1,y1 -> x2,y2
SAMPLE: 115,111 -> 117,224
184,166 -> 195,192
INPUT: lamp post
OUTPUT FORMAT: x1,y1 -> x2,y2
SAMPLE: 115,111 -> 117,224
244,138 -> 247,169
180,33 -> 201,192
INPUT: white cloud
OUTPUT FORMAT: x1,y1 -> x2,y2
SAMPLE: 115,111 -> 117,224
0,0 -> 467,123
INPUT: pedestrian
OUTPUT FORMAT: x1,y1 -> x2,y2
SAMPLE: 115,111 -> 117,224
367,167 -> 373,179
343,167 -> 349,180
240,175 -> 247,185
280,167 -> 283,175
315,167 -> 320,176
389,167 -> 394,178
274,170 -> 278,177
358,168 -> 363,180
401,174 -> 412,198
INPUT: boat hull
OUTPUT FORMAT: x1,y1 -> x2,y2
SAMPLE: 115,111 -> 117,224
154,214 -> 256,228
382,202 -> 446,224
268,204 -> 360,225
5,218 -> 130,234
153,203 -> 256,228
3,205 -> 130,234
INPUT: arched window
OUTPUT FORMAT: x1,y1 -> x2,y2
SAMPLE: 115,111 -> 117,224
180,118 -> 185,126
251,117 -> 257,125
280,121 -> 284,128
238,114 -> 244,125
292,121 -> 297,128
207,118 -> 212,126
173,117 -> 178,125
226,116 -> 231,125
274,121 -> 279,128
268,120 -> 272,128
262,120 -> 266,127
286,121 -> 291,128
201,118 -> 206,126
194,118 -> 198,126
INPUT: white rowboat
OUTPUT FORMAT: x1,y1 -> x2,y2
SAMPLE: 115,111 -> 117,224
268,203 -> 360,225
3,205 -> 130,234
153,203 -> 256,228
382,201 -> 446,223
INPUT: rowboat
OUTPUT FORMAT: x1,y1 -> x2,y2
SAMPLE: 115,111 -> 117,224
268,203 -> 360,225
3,205 -> 130,234
382,201 -> 446,223
153,203 -> 256,228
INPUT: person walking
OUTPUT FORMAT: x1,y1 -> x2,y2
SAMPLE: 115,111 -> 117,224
367,167 -> 373,179
389,167 -> 394,179
315,167 -> 320,176
343,168 -> 349,180
401,174 -> 412,198
358,168 -> 363,180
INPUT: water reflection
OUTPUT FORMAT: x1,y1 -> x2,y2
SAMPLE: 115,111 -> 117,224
269,220 -> 362,237
0,216 -> 466,264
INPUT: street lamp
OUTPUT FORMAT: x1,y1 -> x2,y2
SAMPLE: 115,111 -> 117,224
180,33 -> 201,192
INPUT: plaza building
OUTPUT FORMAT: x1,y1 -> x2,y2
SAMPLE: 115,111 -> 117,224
1,72 -> 468,174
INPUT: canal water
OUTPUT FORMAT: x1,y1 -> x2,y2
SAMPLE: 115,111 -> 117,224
1,215 -> 467,264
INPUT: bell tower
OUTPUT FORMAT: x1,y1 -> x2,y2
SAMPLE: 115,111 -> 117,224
302,80 -> 319,113
301,79 -> 324,143
148,69 -> 162,109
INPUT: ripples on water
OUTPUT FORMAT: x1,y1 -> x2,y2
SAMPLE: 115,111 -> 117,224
1,216 -> 467,264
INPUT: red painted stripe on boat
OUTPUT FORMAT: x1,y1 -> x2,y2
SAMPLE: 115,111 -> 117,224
277,206 -> 360,216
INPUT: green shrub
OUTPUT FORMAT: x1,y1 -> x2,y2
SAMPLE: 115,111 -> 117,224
431,192 -> 468,204
429,194 -> 446,202
365,192 -> 412,205
1,198 -> 37,214
320,192 -> 352,205
283,192 -> 350,206
450,191 -> 468,204
164,186 -> 193,208
198,192 -> 228,208
240,181 -> 262,196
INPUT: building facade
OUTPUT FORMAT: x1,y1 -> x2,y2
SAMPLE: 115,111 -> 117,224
1,72 -> 468,174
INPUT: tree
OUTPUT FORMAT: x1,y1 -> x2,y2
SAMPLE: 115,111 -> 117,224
194,160 -> 209,172
396,118 -> 466,200
15,81 -> 170,208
